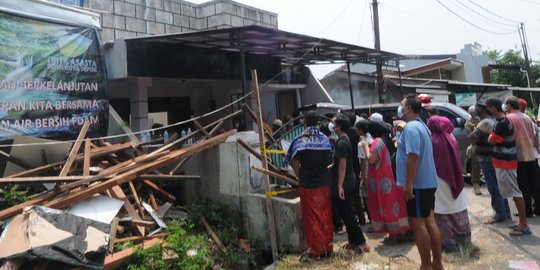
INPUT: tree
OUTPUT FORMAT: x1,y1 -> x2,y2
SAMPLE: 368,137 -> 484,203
484,49 -> 539,87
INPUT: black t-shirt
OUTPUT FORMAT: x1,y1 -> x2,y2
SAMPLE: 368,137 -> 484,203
294,149 -> 332,188
332,136 -> 356,192
346,127 -> 361,179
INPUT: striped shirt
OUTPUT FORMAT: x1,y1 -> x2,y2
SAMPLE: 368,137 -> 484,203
490,117 -> 517,169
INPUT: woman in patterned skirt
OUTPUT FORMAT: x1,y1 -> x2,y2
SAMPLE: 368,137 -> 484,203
360,122 -> 410,244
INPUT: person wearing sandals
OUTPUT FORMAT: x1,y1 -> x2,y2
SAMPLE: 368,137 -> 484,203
360,122 -> 410,245
331,114 -> 371,253
286,110 -> 335,260
428,115 -> 472,251
487,98 -> 531,236
468,101 -> 511,224
396,95 -> 443,270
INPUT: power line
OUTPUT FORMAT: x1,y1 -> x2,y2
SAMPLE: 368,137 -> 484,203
355,0 -> 369,45
436,0 -> 517,35
463,0 -> 520,24
453,0 -> 516,28
515,0 -> 540,5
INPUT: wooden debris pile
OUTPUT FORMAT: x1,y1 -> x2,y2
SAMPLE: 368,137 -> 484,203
0,111 -> 241,269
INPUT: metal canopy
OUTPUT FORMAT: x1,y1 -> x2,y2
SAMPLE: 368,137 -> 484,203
125,25 -> 402,66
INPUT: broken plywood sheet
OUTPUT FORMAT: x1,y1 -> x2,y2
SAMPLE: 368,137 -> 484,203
0,206 -> 109,269
3,136 -> 72,178
66,195 -> 124,224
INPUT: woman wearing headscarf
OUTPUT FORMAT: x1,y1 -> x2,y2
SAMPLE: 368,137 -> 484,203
427,115 -> 471,252
360,122 -> 410,244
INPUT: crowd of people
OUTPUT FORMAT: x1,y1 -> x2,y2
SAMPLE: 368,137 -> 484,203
284,94 -> 540,269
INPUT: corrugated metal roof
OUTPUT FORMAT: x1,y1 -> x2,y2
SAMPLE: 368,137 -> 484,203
125,25 -> 403,66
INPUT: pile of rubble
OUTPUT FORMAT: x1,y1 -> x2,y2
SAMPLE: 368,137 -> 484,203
0,111 -> 240,269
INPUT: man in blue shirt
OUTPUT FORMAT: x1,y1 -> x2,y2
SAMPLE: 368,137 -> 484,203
396,95 -> 442,270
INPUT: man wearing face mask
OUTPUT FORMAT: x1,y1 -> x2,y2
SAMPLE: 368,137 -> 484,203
469,101 -> 511,224
396,95 -> 442,270
331,113 -> 370,253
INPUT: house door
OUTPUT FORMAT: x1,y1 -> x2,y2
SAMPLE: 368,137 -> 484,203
275,91 -> 297,121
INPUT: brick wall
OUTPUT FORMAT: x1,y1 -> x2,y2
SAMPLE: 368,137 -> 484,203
49,0 -> 278,42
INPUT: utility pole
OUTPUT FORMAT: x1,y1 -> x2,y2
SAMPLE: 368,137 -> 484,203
372,0 -> 384,103
518,22 -> 535,87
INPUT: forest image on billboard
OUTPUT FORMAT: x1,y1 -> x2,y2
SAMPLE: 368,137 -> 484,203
0,12 -> 108,141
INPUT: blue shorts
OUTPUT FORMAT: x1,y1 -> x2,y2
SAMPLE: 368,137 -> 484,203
406,188 -> 436,218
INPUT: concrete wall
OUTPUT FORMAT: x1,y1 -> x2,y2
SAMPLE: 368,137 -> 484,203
176,132 -> 306,252
456,43 -> 491,83
50,0 -> 278,42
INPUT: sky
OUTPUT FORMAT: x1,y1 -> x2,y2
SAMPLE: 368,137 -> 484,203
188,0 -> 540,78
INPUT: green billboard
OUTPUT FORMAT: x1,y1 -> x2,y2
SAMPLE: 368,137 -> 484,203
0,11 -> 108,141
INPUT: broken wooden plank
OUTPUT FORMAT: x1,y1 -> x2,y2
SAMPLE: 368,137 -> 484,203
148,190 -> 158,211
143,180 -> 176,202
5,141 -> 134,178
108,217 -> 120,253
236,139 -> 288,175
44,130 -> 236,209
149,110 -> 242,157
59,121 -> 91,176
58,151 -> 170,192
103,238 -> 163,270
0,175 -> 101,184
83,139 -> 91,176
251,166 -> 299,186
0,190 -> 60,221
128,181 -> 146,219
201,215 -> 226,252
140,174 -> 201,181
130,219 -> 157,226
108,186 -> 146,236
113,233 -> 169,244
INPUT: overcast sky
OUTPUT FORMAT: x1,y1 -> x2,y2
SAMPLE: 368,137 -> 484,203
189,0 -> 540,78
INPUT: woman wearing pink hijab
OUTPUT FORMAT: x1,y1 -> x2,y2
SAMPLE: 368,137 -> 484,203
427,115 -> 471,252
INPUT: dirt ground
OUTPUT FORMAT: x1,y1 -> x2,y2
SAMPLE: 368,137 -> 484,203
272,185 -> 540,270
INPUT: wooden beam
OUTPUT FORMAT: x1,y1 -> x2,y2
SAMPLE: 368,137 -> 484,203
201,215 -> 226,253
0,175 -> 101,184
44,130 -> 236,209
148,110 -> 242,157
140,174 -> 201,181
83,139 -> 91,176
143,180 -> 176,202
242,104 -> 278,146
193,118 -> 209,137
0,149 -> 33,170
251,69 -> 278,261
59,121 -> 91,176
251,166 -> 299,186
128,181 -> 146,218
236,139 -> 290,176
